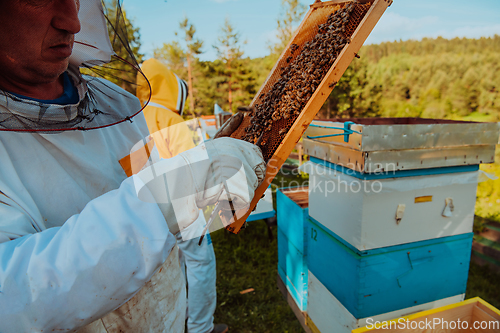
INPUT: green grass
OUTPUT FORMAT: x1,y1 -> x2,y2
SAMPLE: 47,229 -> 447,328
211,220 -> 303,333
466,261 -> 500,309
474,146 -> 500,224
457,112 -> 499,123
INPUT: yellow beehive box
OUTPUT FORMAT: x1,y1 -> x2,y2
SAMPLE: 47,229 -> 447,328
352,297 -> 500,333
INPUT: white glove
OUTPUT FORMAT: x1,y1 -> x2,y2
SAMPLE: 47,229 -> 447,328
134,137 -> 266,236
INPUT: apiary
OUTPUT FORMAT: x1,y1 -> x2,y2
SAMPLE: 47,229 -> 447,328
277,187 -> 310,311
306,272 -> 465,333
352,297 -> 500,333
307,217 -> 473,319
223,0 -> 392,234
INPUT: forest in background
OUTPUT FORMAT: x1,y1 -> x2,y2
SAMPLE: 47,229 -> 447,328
155,31 -> 500,122
350,36 -> 500,121
106,0 -> 500,122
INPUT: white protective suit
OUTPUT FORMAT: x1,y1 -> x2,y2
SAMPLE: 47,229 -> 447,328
0,0 -> 189,329
0,67 -> 185,332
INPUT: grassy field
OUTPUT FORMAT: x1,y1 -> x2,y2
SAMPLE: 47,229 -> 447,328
475,148 -> 500,227
211,167 -> 500,332
211,220 -> 303,333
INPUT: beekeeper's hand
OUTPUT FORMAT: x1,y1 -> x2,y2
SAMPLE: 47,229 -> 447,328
214,106 -> 253,139
134,137 -> 265,235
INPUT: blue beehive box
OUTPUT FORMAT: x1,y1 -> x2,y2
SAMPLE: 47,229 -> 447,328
307,217 -> 473,319
277,186 -> 309,311
278,229 -> 308,311
277,187 -> 309,250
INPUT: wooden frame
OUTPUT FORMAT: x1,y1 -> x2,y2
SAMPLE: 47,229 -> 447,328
224,0 -> 392,233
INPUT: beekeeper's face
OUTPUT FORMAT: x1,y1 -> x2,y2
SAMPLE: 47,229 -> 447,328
0,0 -> 81,89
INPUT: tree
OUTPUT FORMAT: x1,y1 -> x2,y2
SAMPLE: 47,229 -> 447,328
178,17 -> 204,117
269,0 -> 306,58
92,0 -> 143,95
354,36 -> 500,120
320,58 -> 381,119
153,41 -> 187,79
213,18 -> 254,113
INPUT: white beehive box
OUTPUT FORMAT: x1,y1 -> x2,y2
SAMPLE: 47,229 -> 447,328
300,161 -> 479,250
306,272 -> 464,333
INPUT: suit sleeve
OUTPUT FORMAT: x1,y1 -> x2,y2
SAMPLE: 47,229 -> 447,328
0,175 -> 175,333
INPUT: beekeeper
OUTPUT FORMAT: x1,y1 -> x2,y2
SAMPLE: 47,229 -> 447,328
137,58 -> 227,333
0,1 -> 265,333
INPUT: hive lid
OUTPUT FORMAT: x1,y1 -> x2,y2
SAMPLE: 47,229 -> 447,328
302,117 -> 499,173
304,118 -> 500,151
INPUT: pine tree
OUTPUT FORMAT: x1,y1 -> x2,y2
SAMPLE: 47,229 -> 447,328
213,18 -> 255,113
179,17 -> 204,117
93,0 -> 144,95
153,41 -> 187,79
269,0 -> 306,58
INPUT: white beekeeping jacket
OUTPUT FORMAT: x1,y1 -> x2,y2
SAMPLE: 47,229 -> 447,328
0,70 -> 184,332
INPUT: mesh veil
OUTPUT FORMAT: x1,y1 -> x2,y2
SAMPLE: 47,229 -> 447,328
0,0 -> 151,133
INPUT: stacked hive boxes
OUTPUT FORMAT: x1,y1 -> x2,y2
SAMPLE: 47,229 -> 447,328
277,186 -> 310,313
298,118 -> 499,333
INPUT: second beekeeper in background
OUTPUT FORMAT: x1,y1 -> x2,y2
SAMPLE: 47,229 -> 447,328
137,58 -> 228,333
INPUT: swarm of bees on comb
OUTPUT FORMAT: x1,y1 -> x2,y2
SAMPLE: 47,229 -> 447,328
241,2 -> 361,160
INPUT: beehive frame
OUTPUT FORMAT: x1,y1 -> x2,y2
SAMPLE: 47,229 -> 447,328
224,0 -> 393,233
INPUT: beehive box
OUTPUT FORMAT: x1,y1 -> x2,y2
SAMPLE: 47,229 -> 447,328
352,297 -> 500,333
307,218 -> 473,319
277,187 -> 309,250
247,187 -> 275,222
302,160 -> 479,250
277,186 -> 310,311
223,0 -> 392,234
278,229 -> 309,312
303,118 -> 499,173
306,272 -> 465,333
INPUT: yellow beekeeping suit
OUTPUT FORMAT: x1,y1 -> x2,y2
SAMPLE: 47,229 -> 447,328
137,58 -> 194,158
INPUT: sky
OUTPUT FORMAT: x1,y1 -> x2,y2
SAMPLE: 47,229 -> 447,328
123,0 -> 500,61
